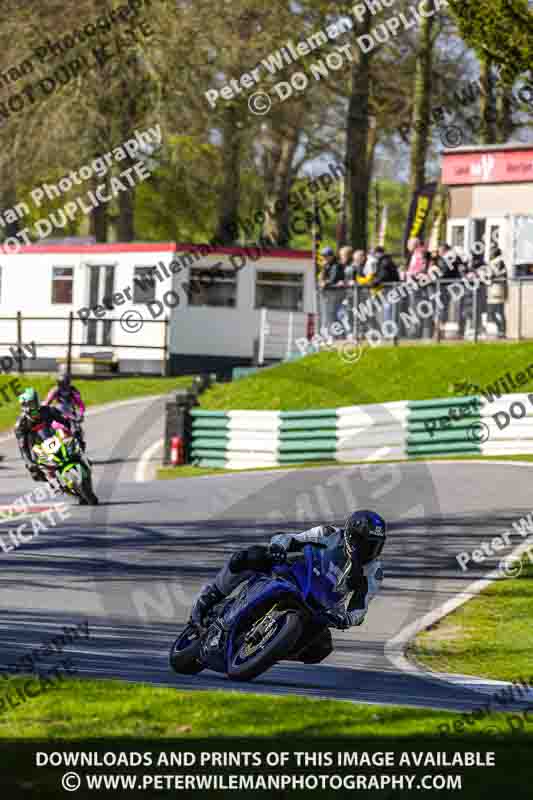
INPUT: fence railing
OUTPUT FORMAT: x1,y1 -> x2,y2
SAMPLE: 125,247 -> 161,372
0,312 -> 169,375
316,277 -> 528,343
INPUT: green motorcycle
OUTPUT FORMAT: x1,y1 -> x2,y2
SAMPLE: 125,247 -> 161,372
32,426 -> 98,506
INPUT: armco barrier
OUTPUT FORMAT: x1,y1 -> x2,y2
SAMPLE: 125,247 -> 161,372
479,391 -> 533,456
189,392 -> 533,469
406,396 -> 482,457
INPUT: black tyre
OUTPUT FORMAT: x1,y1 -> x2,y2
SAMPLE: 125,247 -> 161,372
79,471 -> 98,505
169,626 -> 205,675
227,611 -> 303,682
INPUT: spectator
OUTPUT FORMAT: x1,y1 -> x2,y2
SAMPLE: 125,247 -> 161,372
433,243 -> 463,337
461,250 -> 485,338
437,243 -> 462,281
372,246 -> 399,326
351,249 -> 368,338
402,238 -> 427,338
404,237 -> 427,278
351,249 -> 366,278
339,246 -> 354,283
336,246 -> 354,336
318,246 -> 344,328
486,245 -> 507,338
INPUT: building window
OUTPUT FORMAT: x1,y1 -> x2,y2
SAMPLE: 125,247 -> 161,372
51,267 -> 73,304
133,266 -> 157,303
255,271 -> 304,311
187,264 -> 237,307
450,225 -> 465,251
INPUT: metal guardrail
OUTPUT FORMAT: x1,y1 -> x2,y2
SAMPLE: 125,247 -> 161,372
316,277 -> 515,343
0,311 -> 169,374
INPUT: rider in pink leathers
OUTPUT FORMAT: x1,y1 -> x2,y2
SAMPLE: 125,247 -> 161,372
44,375 -> 86,451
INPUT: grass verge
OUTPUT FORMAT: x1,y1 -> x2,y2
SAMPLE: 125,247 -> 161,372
0,678 -> 527,739
2,681 -> 533,796
410,556 -> 533,681
199,343 -> 533,410
0,375 -> 193,433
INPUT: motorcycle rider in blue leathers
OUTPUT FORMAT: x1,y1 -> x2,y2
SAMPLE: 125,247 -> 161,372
190,510 -> 386,664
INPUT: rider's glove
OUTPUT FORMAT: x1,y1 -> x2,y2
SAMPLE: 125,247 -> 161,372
268,543 -> 287,565
270,532 -> 294,551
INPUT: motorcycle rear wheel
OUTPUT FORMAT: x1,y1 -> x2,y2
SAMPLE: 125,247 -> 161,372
169,625 -> 205,675
227,610 -> 303,682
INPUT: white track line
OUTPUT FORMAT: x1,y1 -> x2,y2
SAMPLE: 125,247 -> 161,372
135,438 -> 164,483
385,536 -> 533,699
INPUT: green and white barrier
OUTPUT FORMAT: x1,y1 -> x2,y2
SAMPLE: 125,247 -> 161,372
479,392 -> 533,455
190,393 -> 533,469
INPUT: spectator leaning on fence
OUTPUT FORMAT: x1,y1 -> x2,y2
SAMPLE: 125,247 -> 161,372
335,245 -> 355,335
402,237 -> 427,279
318,246 -> 344,327
487,244 -> 507,338
371,246 -> 399,325
437,243 -> 463,281
460,249 -> 485,338
356,248 -> 377,289
338,246 -> 354,283
399,238 -> 427,338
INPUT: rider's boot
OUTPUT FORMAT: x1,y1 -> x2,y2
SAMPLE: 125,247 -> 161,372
46,472 -> 62,495
190,583 -> 225,626
189,547 -> 271,627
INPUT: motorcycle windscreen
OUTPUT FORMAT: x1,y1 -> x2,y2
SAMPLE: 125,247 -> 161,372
307,542 -> 351,609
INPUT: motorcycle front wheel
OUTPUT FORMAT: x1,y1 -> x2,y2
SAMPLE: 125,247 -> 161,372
169,625 -> 205,675
227,610 -> 303,682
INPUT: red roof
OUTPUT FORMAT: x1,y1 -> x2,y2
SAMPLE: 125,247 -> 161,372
3,242 -> 312,258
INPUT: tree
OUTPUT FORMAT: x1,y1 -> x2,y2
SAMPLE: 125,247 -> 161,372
448,0 -> 533,82
409,0 -> 437,195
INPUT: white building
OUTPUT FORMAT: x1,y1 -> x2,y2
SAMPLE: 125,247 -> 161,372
0,242 -> 315,374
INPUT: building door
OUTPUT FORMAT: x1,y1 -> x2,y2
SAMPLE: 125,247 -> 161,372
86,265 -> 116,347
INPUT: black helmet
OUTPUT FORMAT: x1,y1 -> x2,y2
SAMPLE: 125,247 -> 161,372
343,510 -> 386,564
58,375 -> 71,390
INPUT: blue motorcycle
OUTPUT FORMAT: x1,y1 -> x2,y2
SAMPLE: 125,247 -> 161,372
169,542 -> 351,682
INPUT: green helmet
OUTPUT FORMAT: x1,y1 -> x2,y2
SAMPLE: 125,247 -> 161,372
19,387 -> 40,420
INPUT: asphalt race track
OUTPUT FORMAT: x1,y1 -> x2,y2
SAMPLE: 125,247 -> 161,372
1,396 -> 532,714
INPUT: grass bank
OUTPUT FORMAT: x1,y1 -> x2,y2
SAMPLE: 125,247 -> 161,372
199,343 -> 533,411
0,375 -> 193,432
0,678 -> 526,739
410,556 -> 533,681
3,683 -> 533,797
